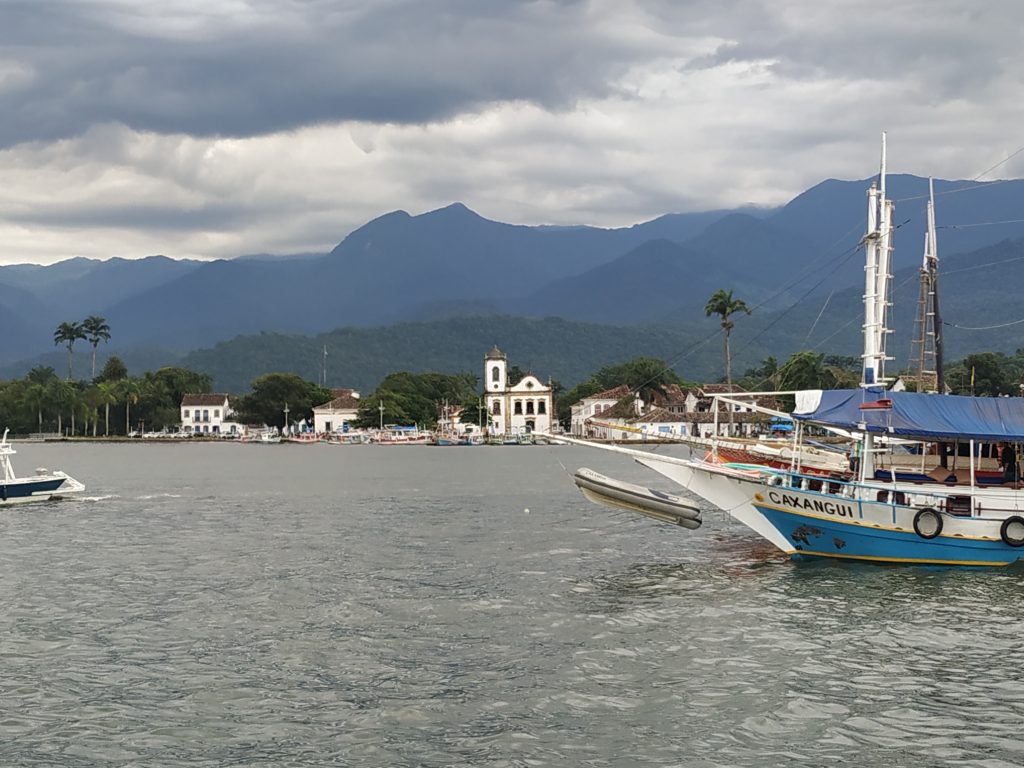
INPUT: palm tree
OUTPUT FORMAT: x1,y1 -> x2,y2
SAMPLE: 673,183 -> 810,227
21,383 -> 48,433
82,316 -> 112,379
116,378 -> 141,436
704,289 -> 752,388
53,321 -> 86,380
97,381 -> 118,437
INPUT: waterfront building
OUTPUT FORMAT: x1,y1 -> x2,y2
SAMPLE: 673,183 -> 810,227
313,388 -> 361,434
180,393 -> 241,435
484,346 -> 554,436
570,385 -> 641,437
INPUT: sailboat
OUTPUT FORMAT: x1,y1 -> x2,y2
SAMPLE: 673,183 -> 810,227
564,136 -> 1024,566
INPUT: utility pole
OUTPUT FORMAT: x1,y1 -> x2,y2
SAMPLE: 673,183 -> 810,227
283,402 -> 290,434
321,345 -> 328,388
378,400 -> 385,430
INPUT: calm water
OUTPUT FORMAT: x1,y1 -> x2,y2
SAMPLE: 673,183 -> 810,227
2,441 -> 1024,767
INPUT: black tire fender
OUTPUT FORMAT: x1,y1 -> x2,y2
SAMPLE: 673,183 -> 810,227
913,507 -> 943,539
1000,516 -> 1024,547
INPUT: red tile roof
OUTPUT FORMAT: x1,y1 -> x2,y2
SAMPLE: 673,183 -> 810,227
181,393 -> 229,406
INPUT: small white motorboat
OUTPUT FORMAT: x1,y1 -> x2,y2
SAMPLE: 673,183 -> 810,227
573,467 -> 702,529
0,429 -> 85,505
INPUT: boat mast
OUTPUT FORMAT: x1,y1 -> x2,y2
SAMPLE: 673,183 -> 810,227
858,134 -> 895,483
911,177 -> 942,392
862,132 -> 895,388
928,177 -> 945,394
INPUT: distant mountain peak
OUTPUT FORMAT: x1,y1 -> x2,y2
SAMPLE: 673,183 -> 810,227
417,201 -> 488,222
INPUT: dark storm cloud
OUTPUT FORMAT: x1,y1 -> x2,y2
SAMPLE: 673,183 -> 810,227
0,0 -> 660,148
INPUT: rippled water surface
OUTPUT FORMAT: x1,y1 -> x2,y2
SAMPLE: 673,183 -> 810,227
2,441 -> 1024,766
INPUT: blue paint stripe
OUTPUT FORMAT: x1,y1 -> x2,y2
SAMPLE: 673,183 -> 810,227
755,504 -> 1022,566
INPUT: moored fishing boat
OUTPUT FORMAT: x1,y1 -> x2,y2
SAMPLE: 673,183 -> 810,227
1,429 -> 85,505
564,135 -> 1024,566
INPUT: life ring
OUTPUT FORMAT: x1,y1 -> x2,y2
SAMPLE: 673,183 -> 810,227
913,507 -> 943,539
1000,516 -> 1024,547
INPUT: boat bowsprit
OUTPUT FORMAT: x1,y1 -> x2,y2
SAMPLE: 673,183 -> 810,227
573,467 -> 702,529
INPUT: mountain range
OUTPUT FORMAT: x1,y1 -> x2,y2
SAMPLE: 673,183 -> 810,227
3,173 -> 1024,391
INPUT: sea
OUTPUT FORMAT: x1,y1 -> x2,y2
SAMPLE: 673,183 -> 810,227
1,440 -> 1023,767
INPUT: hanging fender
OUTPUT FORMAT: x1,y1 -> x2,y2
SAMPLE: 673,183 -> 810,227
1000,516 -> 1024,547
913,507 -> 943,539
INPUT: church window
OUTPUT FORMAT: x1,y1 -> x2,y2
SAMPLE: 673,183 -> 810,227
539,401 -> 547,415
492,401 -> 501,415
526,401 -> 535,415
514,401 -> 523,415
491,366 -> 500,383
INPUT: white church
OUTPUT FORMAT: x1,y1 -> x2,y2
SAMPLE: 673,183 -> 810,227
484,345 -> 554,436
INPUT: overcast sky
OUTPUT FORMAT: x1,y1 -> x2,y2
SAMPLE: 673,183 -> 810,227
1,0 -> 1022,265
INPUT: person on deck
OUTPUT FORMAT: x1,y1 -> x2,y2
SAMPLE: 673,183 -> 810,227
849,439 -> 862,477
1000,441 -> 1019,484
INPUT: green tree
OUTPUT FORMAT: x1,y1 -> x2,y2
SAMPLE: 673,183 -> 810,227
47,379 -> 77,435
137,367 -> 213,431
97,356 -> 128,383
82,315 -> 112,379
233,373 -> 330,428
53,321 -> 86,380
353,371 -> 479,428
704,289 -> 751,387
116,378 -> 142,435
97,381 -> 118,436
20,382 -> 49,432
778,351 -> 835,391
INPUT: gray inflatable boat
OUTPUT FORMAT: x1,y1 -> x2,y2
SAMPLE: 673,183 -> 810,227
573,467 -> 702,529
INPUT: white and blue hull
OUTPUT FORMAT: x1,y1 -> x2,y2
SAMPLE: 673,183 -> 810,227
0,474 -> 83,505
752,485 -> 1024,566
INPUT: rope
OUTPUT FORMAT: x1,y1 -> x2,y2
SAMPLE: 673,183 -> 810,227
944,318 -> 1024,331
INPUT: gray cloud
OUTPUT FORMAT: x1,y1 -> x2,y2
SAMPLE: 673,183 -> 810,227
1,0 -> 1024,265
0,0 -> 666,148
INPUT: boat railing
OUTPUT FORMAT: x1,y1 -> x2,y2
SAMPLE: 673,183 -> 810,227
762,467 -> 989,518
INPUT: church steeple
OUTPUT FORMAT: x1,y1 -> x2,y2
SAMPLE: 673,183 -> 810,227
485,345 -> 507,392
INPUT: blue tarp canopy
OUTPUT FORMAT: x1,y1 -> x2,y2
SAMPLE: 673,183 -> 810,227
793,389 -> 1024,443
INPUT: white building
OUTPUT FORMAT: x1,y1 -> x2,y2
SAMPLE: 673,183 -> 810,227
569,384 -> 641,437
313,389 -> 361,433
484,345 -> 554,436
180,393 -> 241,435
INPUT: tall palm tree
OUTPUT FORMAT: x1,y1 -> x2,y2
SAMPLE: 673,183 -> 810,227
704,289 -> 752,388
82,316 -> 112,378
21,383 -> 48,433
53,321 -> 86,380
116,378 -> 141,436
97,381 -> 118,437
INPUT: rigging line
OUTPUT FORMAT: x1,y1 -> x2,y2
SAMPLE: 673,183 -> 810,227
940,253 -> 1024,276
619,216 -> 871,398
939,218 -> 1024,229
810,269 -> 922,352
733,246 -> 862,357
893,144 -> 1024,204
944,318 -> 1024,331
803,290 -> 834,346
